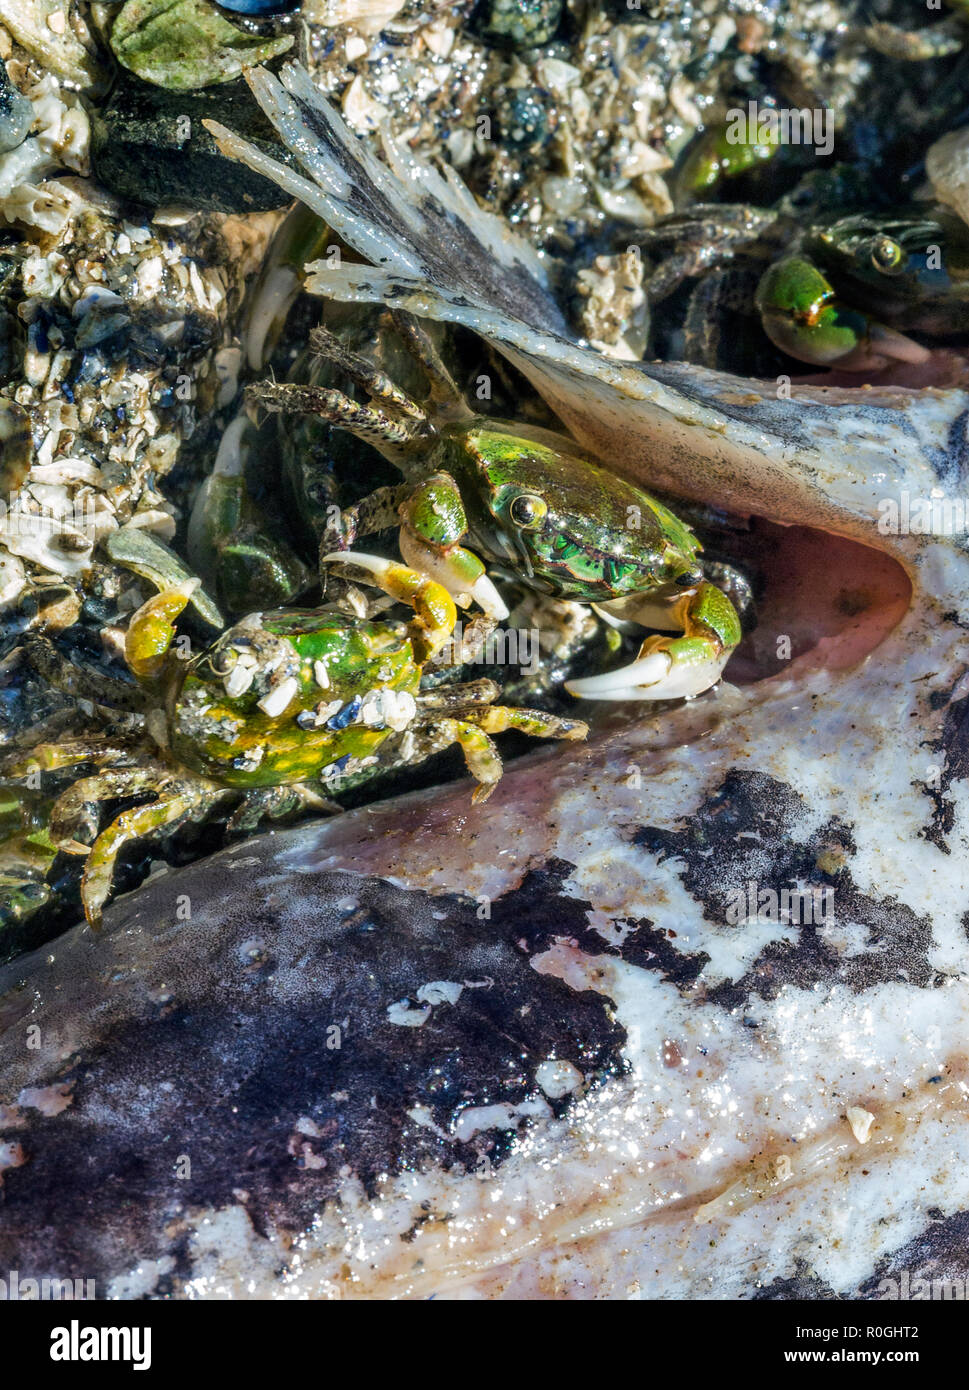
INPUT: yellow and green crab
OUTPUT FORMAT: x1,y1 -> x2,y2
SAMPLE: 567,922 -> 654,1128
6,561 -> 586,927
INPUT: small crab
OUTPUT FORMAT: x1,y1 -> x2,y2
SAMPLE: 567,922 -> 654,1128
248,318 -> 743,704
863,1 -> 969,61
641,195 -> 969,371
7,562 -> 586,927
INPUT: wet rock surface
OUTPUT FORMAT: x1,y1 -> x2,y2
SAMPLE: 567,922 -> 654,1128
91,73 -> 297,212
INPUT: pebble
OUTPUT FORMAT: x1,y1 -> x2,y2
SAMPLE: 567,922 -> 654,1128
218,0 -> 301,11
90,74 -> 296,213
473,0 -> 563,51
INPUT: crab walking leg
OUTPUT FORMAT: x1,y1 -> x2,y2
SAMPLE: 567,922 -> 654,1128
308,327 -> 429,422
387,312 -> 470,418
21,633 -> 149,713
81,787 -> 230,929
469,705 -> 589,742
567,580 -> 742,701
414,678 -> 502,711
320,483 -> 413,554
50,767 -> 169,847
427,719 -> 504,803
246,378 -> 418,465
225,783 -> 340,834
3,737 -> 145,779
250,374 -> 506,619
433,706 -> 588,803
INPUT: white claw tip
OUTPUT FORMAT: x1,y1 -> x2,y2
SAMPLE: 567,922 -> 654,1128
320,549 -> 391,576
566,651 -> 671,701
468,573 -> 509,621
566,651 -> 729,702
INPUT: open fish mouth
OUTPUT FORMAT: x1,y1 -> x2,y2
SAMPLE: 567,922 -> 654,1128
693,519 -> 913,685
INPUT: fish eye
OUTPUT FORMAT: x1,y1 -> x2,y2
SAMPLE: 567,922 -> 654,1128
509,492 -> 548,529
870,237 -> 903,273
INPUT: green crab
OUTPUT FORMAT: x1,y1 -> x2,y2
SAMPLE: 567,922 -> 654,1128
7,563 -> 586,927
642,198 -> 969,371
248,320 -> 743,704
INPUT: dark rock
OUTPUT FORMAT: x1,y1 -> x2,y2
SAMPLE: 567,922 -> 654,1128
90,73 -> 297,213
0,847 -> 624,1294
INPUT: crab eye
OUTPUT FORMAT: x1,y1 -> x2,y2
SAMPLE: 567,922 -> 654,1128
208,645 -> 235,677
509,493 -> 548,529
870,237 -> 903,273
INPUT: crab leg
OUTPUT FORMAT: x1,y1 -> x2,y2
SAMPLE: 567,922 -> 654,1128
225,783 -> 340,833
566,580 -> 742,701
50,767 -> 164,849
81,785 -> 230,929
387,312 -> 470,418
247,378 -> 419,466
414,678 -> 501,711
2,737 -> 145,779
469,705 -> 589,742
319,483 -> 413,553
20,633 -> 149,713
308,326 -> 429,422
420,704 -> 588,803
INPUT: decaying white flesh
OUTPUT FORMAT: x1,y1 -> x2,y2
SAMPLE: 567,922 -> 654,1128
176,65 -> 969,1297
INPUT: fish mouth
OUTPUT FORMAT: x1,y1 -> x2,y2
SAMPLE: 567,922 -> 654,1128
716,359 -> 956,684
718,517 -> 912,685
573,517 -> 913,705
206,62 -> 941,703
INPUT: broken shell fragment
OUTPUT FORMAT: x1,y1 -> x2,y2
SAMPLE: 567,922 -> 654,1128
109,0 -> 294,92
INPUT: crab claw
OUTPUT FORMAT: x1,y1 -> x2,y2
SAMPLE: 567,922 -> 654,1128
321,550 -> 458,661
566,639 -> 730,701
465,572 -> 509,621
755,256 -> 932,372
397,525 -> 509,620
566,580 -> 742,702
126,580 -> 199,682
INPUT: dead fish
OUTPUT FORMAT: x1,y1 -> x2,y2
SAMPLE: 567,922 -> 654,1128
2,62 -> 969,1301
